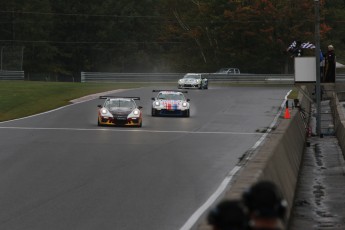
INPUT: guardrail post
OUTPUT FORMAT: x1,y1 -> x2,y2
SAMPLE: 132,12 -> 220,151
81,72 -> 85,83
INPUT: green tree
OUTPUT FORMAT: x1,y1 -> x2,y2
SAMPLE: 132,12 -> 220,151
0,0 -> 342,76
0,0 -> 56,71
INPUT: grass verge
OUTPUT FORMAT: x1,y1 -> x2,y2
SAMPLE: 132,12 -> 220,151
0,81 -> 295,122
0,81 -> 167,122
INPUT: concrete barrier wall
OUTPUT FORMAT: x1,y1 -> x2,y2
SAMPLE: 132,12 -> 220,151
196,88 -> 310,230
331,91 -> 345,158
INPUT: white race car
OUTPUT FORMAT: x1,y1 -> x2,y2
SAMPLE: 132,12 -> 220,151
178,73 -> 208,89
151,90 -> 190,117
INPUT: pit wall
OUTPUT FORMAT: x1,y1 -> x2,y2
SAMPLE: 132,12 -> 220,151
330,84 -> 345,157
197,86 -> 311,230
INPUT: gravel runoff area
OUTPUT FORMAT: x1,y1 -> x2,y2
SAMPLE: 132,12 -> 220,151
289,100 -> 345,229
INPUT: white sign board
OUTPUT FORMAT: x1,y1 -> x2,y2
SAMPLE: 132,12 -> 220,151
294,57 -> 316,83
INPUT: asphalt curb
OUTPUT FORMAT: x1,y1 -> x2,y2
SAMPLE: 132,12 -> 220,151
69,89 -> 127,103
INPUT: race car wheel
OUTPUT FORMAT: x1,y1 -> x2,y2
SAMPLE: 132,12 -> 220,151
151,108 -> 157,116
97,119 -> 101,126
184,109 -> 190,117
198,84 -> 202,89
136,118 -> 142,127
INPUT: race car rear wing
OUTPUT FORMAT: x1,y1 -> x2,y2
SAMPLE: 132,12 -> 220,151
99,96 -> 140,100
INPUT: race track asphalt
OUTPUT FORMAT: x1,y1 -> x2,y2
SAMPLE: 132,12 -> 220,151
0,86 -> 291,230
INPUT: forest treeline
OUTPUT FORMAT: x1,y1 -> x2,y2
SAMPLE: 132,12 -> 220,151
0,0 -> 344,78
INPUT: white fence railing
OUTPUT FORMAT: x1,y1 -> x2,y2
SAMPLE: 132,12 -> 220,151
80,72 -> 298,84
2,71 -> 345,83
0,70 -> 24,80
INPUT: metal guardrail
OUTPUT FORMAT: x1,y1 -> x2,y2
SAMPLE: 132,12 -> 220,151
82,72 -> 345,84
1,71 -> 344,83
81,72 -> 299,84
204,73 -> 295,84
0,70 -> 24,80
81,72 -> 183,83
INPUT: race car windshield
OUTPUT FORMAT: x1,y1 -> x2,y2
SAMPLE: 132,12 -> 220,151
106,100 -> 135,109
184,75 -> 199,79
159,93 -> 185,100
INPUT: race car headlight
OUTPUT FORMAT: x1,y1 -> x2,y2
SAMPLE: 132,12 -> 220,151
133,109 -> 140,115
154,101 -> 160,106
101,108 -> 108,114
182,102 -> 188,107
196,79 -> 201,83
178,79 -> 183,83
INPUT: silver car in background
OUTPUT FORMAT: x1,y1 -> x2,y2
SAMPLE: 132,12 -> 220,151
215,68 -> 240,75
